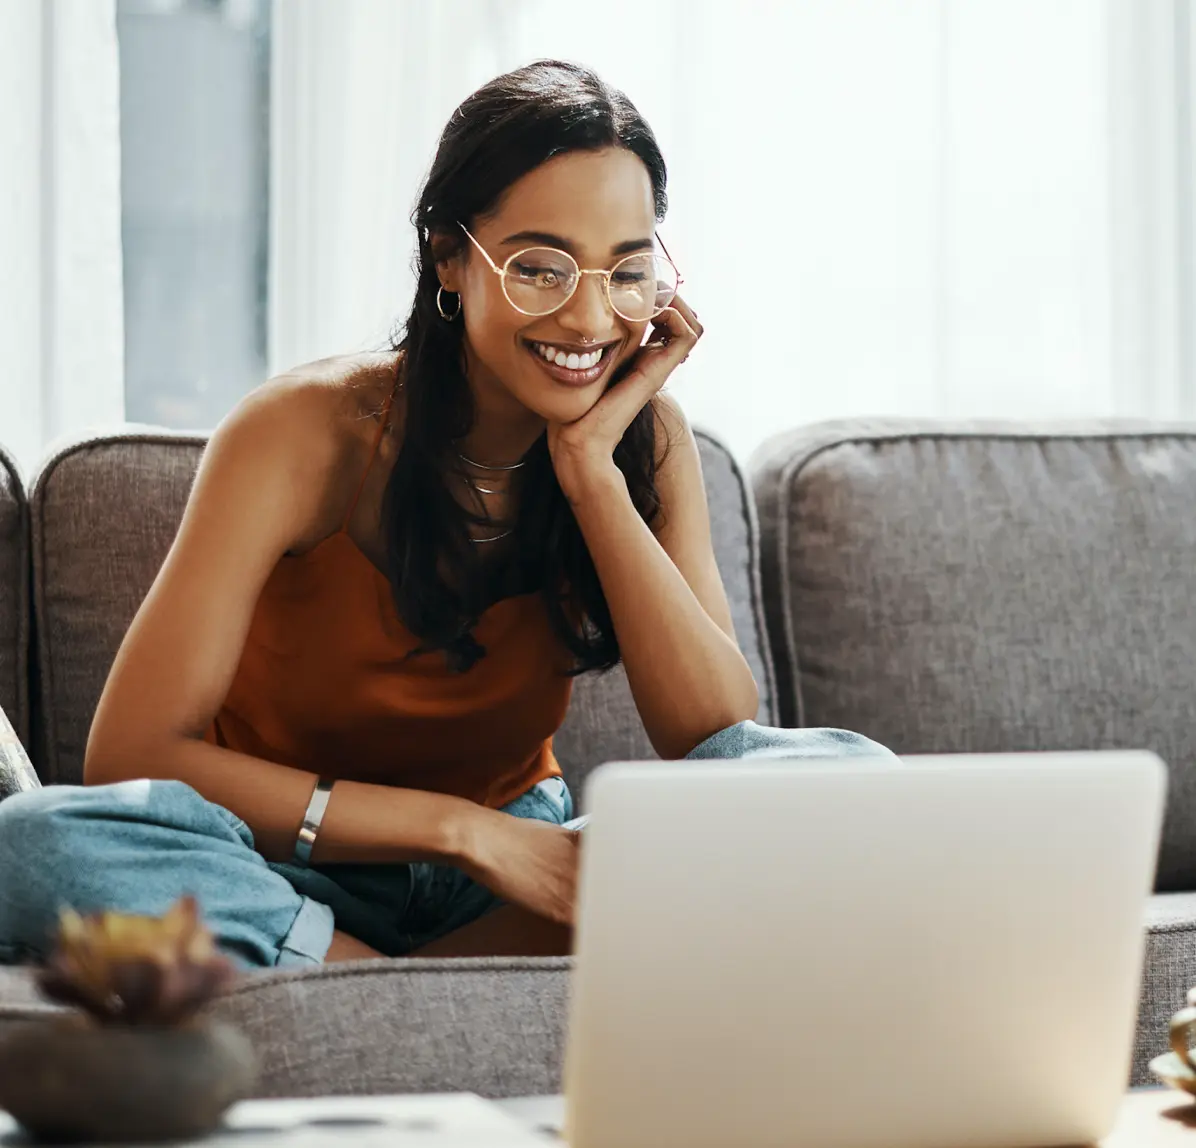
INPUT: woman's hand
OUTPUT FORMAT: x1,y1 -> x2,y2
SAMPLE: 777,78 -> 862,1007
547,295 -> 703,498
459,809 -> 581,926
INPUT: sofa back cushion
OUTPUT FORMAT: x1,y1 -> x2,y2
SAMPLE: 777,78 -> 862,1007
31,429 -> 775,798
0,447 -> 28,750
31,434 -> 207,783
752,419 -> 1196,888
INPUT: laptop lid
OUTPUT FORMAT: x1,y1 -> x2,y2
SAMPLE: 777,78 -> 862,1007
564,752 -> 1166,1148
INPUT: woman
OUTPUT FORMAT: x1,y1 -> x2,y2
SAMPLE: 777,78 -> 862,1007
0,61 -> 892,969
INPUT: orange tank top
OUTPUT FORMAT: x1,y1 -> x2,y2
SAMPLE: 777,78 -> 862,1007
203,385 -> 574,808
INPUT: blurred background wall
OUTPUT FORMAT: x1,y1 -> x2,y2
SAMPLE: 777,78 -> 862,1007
1,0 -> 1194,471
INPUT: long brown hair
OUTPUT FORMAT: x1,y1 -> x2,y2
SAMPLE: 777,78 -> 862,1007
383,60 -> 668,673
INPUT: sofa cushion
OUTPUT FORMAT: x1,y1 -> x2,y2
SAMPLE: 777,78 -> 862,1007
210,958 -> 570,1098
31,428 -> 775,793
0,447 -> 28,751
0,958 -> 570,1098
0,907 -> 1183,1094
752,419 -> 1196,888
30,432 -> 207,785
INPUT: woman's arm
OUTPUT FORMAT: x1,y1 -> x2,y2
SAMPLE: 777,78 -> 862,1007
561,391 -> 758,760
548,297 -> 759,758
84,377 -> 491,867
90,734 -> 489,868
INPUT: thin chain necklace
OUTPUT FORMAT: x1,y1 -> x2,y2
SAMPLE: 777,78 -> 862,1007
456,450 -> 526,471
456,449 -> 523,544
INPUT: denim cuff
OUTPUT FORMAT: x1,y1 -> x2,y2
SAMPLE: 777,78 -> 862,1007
275,894 -> 336,967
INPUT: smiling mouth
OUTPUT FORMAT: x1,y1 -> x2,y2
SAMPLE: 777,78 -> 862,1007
524,339 -> 619,386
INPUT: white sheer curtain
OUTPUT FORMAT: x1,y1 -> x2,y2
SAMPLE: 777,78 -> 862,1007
270,0 -> 1196,461
0,0 -> 124,478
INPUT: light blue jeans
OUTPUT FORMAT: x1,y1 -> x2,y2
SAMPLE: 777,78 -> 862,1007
0,721 -> 893,969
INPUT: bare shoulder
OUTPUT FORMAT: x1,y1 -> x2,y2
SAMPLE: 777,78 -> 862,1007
205,351 -> 402,546
85,353 -> 400,774
249,351 -> 401,440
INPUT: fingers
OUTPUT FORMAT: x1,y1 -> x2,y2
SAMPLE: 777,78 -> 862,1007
641,293 -> 704,366
639,306 -> 697,373
669,293 -> 704,339
647,302 -> 696,345
545,296 -> 703,457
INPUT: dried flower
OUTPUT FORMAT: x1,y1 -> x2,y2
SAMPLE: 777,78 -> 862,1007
36,895 -> 237,1027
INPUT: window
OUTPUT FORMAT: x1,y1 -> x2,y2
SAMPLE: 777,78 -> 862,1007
116,0 -> 270,429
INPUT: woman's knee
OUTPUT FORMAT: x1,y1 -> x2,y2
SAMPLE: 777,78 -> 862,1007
0,784 -> 106,868
0,779 -> 263,965
0,779 -> 232,863
0,781 -> 187,912
6,778 -> 252,851
686,719 -> 898,762
0,785 -> 130,960
800,728 -> 898,761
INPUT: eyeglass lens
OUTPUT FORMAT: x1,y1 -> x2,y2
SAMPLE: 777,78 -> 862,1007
503,248 -> 679,320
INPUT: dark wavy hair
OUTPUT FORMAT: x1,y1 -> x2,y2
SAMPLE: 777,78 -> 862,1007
382,60 -> 669,674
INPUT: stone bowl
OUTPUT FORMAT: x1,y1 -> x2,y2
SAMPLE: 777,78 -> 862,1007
0,1013 -> 258,1143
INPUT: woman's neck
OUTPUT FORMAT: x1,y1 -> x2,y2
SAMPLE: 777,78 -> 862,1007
458,354 -> 545,467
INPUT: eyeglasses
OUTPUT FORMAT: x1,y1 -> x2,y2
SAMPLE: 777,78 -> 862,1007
459,223 -> 682,322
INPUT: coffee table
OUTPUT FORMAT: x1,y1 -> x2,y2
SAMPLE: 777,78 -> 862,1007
3,1089 -> 1188,1146
498,1089 -> 1196,1146
0,1094 -> 554,1146
1103,1088 -> 1196,1146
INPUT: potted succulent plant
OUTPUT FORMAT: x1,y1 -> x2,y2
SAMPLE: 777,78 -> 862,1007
0,895 -> 257,1143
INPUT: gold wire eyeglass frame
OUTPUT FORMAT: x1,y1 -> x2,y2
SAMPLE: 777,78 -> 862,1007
457,223 -> 682,321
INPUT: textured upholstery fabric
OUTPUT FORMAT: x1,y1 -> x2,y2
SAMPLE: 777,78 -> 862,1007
30,428 -> 774,790
0,447 -> 28,751
0,967 -> 57,1024
752,419 -> 1196,889
0,960 -> 570,1098
1137,894 -> 1196,1085
1,906 -> 1188,1094
30,433 -> 207,784
208,959 -> 571,1098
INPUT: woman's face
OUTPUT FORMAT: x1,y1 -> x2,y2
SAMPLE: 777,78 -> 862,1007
439,147 -> 658,426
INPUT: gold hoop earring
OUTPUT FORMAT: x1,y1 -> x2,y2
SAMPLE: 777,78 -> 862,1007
437,287 -> 461,321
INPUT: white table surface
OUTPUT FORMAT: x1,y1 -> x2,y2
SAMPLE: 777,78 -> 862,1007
495,1096 -> 565,1138
0,1093 -> 557,1147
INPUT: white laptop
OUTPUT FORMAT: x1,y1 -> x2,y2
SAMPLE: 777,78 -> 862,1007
560,751 -> 1166,1148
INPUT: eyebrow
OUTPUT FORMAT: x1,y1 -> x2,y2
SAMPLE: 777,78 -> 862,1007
499,230 -> 654,257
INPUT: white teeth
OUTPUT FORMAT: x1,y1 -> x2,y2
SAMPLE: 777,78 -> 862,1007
533,342 -> 605,371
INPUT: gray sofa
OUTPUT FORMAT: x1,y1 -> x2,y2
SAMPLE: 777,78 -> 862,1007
0,419 -> 1192,1095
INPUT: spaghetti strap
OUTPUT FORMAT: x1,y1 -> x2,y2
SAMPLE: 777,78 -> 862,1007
341,383 -> 398,532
